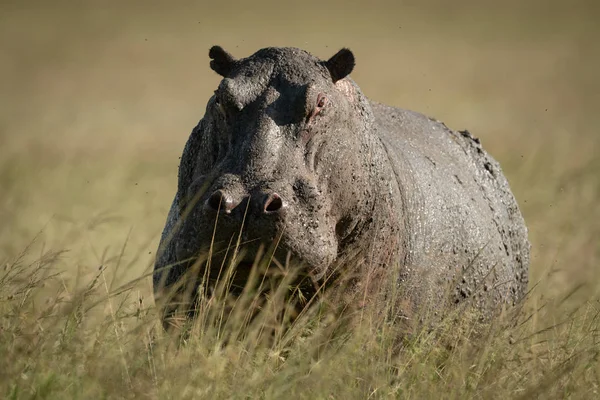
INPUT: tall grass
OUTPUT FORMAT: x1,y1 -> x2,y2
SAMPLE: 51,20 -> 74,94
1,233 -> 599,399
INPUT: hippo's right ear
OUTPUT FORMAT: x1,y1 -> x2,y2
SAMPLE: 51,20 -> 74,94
324,48 -> 355,83
209,46 -> 237,77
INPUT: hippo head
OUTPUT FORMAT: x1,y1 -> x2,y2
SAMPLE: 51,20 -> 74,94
171,46 -> 381,293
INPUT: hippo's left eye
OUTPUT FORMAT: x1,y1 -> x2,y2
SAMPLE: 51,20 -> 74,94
307,93 -> 328,124
316,93 -> 328,110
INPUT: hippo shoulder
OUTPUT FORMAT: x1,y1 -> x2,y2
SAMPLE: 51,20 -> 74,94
370,101 -> 462,150
371,102 -> 442,135
368,100 -> 530,308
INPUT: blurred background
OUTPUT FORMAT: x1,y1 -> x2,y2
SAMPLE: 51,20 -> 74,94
1,0 -> 598,303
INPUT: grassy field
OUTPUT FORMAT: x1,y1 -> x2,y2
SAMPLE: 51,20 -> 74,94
1,0 -> 599,398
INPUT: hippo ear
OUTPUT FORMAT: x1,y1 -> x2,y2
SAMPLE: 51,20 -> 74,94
209,45 -> 236,77
324,48 -> 355,83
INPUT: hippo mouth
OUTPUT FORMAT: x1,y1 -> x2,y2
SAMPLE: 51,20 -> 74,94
202,245 -> 320,299
174,228 -> 325,299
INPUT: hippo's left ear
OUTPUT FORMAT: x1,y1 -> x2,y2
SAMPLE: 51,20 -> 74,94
209,45 -> 237,77
324,48 -> 355,83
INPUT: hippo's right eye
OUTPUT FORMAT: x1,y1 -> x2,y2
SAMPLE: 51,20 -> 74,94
214,91 -> 225,115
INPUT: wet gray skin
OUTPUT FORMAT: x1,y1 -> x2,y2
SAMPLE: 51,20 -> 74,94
153,46 -> 530,326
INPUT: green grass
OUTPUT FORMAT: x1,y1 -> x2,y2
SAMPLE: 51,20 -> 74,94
1,0 -> 600,398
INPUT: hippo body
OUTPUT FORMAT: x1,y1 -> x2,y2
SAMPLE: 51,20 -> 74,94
153,46 -> 529,324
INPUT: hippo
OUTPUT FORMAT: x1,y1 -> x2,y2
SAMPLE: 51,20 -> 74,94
153,46 -> 530,329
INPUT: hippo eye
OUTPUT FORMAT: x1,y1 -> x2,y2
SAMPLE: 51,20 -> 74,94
213,90 -> 226,116
316,93 -> 327,109
306,93 -> 328,124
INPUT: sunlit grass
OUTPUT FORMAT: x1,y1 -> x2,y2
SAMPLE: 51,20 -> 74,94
1,234 -> 599,399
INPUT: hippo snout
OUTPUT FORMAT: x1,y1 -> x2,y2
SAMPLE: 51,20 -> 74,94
204,189 -> 286,216
174,185 -> 293,270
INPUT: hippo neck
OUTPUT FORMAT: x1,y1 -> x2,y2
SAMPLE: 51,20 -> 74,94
334,94 -> 405,276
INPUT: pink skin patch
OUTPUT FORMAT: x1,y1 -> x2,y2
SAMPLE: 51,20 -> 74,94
335,79 -> 355,102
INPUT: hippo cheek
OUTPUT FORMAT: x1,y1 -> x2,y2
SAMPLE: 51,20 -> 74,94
273,216 -> 339,280
231,207 -> 338,278
173,208 -> 231,264
173,223 -> 205,264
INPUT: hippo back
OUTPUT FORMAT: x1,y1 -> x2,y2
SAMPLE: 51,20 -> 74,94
372,102 -> 530,313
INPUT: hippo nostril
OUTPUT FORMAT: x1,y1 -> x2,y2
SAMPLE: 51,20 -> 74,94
264,193 -> 283,213
207,190 -> 233,212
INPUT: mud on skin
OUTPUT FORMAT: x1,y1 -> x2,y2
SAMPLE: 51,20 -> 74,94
153,45 -> 530,329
